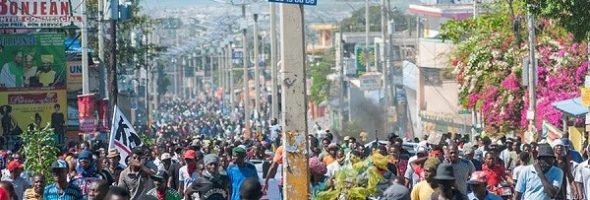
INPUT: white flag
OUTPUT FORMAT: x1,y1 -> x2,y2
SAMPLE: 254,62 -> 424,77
108,106 -> 142,167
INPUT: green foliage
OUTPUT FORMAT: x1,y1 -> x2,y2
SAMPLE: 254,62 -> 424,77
21,125 -> 60,182
310,62 -> 332,104
529,0 -> 590,41
339,6 -> 414,33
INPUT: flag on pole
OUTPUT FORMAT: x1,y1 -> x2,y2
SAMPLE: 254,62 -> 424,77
108,106 -> 142,166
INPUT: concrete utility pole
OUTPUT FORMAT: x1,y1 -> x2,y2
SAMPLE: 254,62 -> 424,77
81,0 -> 89,94
270,3 -> 279,121
98,0 -> 107,98
279,4 -> 309,199
108,19 -> 118,109
253,13 -> 260,119
242,5 -> 251,136
381,0 -> 389,132
229,42 -> 235,111
365,0 -> 371,72
526,11 -> 537,130
338,27 -> 345,132
219,51 -> 223,89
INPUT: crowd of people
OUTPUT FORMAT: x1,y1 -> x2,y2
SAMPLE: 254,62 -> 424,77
0,89 -> 587,200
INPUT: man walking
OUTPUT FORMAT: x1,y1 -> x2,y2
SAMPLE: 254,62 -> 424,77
227,146 -> 258,200
142,171 -> 181,200
513,144 -> 564,200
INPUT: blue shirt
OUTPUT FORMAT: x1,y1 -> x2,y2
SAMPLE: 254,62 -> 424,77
43,183 -> 84,200
515,165 -> 564,200
227,163 -> 259,200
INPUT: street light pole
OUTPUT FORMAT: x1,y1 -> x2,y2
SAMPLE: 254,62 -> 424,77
270,3 -> 279,121
254,13 -> 260,120
365,0 -> 370,72
526,10 -> 537,131
242,4 -> 251,137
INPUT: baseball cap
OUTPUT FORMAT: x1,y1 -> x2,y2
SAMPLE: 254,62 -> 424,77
78,151 -> 93,160
51,160 -> 69,169
6,160 -> 23,172
416,146 -> 428,154
551,139 -> 565,148
160,153 -> 172,161
107,149 -> 120,158
184,150 -> 197,159
151,170 -> 169,182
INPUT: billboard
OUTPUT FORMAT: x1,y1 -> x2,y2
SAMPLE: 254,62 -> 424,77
66,61 -> 82,93
0,33 -> 66,90
355,45 -> 376,75
0,0 -> 83,28
0,89 -> 67,135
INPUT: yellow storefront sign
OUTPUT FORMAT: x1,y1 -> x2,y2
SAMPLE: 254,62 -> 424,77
581,87 -> 590,107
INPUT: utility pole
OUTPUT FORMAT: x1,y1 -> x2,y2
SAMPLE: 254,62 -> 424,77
526,10 -> 537,130
473,0 -> 479,17
279,4 -> 309,199
98,0 -> 107,98
338,27 -> 345,132
229,42 -> 235,112
381,0 -> 389,132
81,0 -> 89,94
108,19 -> 118,109
365,0 -> 371,72
253,13 -> 260,119
242,4 -> 251,136
270,3 -> 279,121
219,51 -> 223,89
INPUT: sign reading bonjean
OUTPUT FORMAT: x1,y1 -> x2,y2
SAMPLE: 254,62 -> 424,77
0,0 -> 83,28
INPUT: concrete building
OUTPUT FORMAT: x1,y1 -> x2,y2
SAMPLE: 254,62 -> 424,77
405,2 -> 475,138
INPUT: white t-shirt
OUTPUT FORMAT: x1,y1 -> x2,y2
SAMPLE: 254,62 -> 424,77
326,162 -> 341,177
179,166 -> 199,192
512,165 -> 526,181
575,160 -> 590,199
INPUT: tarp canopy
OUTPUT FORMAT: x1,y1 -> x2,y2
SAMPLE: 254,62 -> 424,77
65,38 -> 94,53
552,97 -> 588,117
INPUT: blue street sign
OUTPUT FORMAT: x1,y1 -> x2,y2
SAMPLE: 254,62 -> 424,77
269,0 -> 317,6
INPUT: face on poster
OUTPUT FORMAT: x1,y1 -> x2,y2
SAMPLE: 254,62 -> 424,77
0,33 -> 66,90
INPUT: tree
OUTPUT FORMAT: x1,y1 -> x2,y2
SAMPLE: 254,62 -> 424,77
440,0 -> 589,135
21,125 -> 60,182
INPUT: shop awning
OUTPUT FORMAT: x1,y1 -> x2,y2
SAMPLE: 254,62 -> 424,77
552,97 -> 588,117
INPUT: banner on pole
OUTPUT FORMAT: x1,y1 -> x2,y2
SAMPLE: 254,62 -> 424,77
0,0 -> 83,28
97,99 -> 109,132
108,106 -> 141,166
77,94 -> 95,133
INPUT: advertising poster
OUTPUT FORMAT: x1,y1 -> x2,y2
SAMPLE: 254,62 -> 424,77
66,60 -> 82,93
0,89 -> 67,135
97,99 -> 109,132
0,0 -> 83,28
77,94 -> 95,133
0,33 -> 66,90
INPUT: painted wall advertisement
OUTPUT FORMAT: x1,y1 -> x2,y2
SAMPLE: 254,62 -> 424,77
0,0 -> 83,28
0,89 -> 67,135
0,33 -> 67,144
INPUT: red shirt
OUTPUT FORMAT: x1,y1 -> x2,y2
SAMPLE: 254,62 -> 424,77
483,163 -> 505,192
